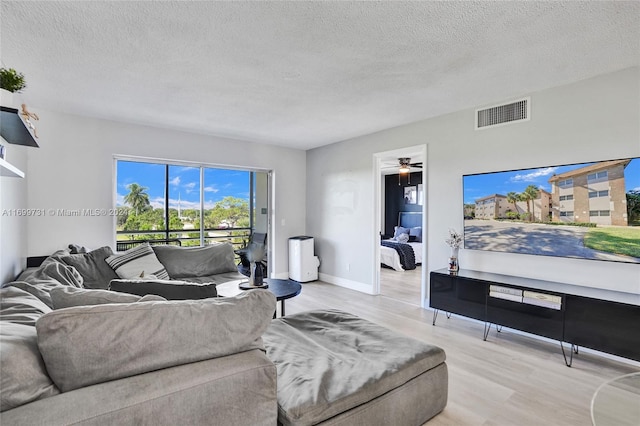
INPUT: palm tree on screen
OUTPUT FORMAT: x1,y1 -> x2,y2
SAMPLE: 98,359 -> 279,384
506,192 -> 519,216
522,185 -> 540,222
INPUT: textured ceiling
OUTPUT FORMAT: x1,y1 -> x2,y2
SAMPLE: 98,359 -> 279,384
1,1 -> 639,150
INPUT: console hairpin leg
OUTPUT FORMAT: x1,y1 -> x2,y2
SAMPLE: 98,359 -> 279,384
560,342 -> 577,367
432,310 -> 451,326
483,323 -> 501,340
483,322 -> 491,341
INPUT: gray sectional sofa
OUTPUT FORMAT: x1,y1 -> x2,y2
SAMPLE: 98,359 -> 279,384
1,242 -> 448,425
1,242 -> 278,425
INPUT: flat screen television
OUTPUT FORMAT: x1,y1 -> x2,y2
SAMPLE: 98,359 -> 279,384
463,157 -> 640,264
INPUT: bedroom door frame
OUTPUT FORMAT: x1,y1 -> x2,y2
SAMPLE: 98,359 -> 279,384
373,144 -> 428,309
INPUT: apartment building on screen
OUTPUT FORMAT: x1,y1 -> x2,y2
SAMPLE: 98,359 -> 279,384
548,159 -> 630,226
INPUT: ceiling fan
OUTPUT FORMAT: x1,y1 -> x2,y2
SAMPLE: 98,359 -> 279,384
397,157 -> 423,173
379,157 -> 423,185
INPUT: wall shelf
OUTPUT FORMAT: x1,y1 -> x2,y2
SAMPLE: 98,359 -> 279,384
0,106 -> 39,147
0,157 -> 25,178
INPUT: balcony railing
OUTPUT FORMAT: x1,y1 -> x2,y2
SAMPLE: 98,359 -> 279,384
116,228 -> 252,258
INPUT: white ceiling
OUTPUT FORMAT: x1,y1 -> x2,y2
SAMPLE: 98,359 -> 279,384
1,1 -> 638,150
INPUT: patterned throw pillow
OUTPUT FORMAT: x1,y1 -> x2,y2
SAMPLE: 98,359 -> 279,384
105,243 -> 170,280
396,233 -> 410,244
393,226 -> 411,239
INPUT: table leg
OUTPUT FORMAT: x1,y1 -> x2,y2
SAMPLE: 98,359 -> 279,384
281,300 -> 285,317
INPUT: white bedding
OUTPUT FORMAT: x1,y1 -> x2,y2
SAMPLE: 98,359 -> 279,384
380,240 -> 422,272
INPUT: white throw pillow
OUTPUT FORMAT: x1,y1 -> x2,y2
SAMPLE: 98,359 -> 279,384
105,243 -> 170,280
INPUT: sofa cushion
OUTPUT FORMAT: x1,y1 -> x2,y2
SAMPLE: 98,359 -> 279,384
56,246 -> 119,289
6,261 -> 84,308
0,322 -> 60,411
109,279 -> 217,299
152,243 -> 238,278
36,289 -> 276,392
179,271 -> 246,285
50,286 -> 166,309
105,243 -> 170,280
0,287 -> 52,326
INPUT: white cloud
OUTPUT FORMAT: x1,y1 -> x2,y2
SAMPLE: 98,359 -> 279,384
204,186 -> 219,193
150,196 -> 165,209
169,198 -> 217,210
170,176 -> 181,186
183,181 -> 197,194
511,167 -> 558,183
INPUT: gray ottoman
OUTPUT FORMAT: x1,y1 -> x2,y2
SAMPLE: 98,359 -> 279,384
263,309 -> 448,426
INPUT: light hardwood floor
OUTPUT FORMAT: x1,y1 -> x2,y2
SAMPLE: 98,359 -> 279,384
282,281 -> 640,426
380,265 -> 422,306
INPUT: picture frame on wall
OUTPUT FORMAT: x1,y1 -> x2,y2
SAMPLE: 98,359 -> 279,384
418,184 -> 423,205
404,186 -> 417,204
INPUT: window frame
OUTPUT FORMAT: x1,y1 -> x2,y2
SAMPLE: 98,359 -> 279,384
113,155 -> 270,248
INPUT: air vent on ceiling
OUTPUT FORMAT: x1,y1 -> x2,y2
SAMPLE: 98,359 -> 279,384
475,97 -> 530,130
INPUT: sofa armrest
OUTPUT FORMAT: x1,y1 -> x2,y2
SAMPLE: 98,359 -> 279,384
0,350 -> 277,426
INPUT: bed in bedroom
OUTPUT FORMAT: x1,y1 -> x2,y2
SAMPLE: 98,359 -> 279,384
380,212 -> 423,272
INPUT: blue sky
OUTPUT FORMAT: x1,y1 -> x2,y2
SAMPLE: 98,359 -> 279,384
116,161 -> 250,210
464,158 -> 640,204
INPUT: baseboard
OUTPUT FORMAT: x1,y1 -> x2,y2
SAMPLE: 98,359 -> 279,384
271,271 -> 290,280
319,273 -> 375,295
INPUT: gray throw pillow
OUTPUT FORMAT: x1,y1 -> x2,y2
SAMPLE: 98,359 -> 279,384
105,243 -> 170,280
50,286 -> 166,309
0,287 -> 52,326
6,261 -> 84,308
109,279 -> 217,300
68,243 -> 88,254
57,246 -> 119,289
1,322 -> 60,411
36,289 -> 276,392
152,243 -> 238,278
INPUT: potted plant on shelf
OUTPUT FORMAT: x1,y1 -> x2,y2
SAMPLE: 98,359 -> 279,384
0,67 -> 27,108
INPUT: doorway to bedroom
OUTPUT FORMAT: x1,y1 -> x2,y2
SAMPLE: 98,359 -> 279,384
374,146 -> 427,308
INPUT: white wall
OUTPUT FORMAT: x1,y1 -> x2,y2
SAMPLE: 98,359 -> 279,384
25,111 -> 306,278
0,140 -> 29,283
307,67 -> 640,296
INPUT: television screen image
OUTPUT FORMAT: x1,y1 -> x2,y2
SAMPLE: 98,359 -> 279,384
463,157 -> 640,264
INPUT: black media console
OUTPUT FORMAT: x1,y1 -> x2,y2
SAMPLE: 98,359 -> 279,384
430,269 -> 640,366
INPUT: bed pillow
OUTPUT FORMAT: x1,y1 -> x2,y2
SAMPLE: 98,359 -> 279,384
393,226 -> 411,239
409,227 -> 422,242
105,243 -> 170,280
57,246 -> 119,289
395,233 -> 410,244
109,279 -> 217,300
36,289 -> 276,392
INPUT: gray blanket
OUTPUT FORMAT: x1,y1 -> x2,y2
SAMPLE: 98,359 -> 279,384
263,309 -> 446,425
